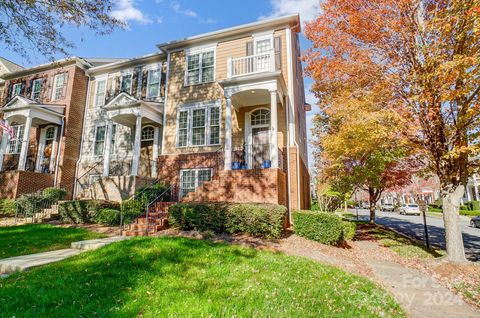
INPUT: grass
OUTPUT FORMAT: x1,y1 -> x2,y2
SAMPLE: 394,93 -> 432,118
0,224 -> 106,259
428,207 -> 480,217
356,223 -> 445,259
0,237 -> 405,318
455,282 -> 480,306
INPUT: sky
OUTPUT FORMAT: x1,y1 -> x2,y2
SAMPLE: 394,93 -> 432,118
0,0 -> 321,170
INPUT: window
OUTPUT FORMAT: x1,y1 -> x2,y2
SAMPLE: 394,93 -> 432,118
94,125 -> 106,156
180,168 -> 212,198
176,104 -> 220,147
6,125 -> 24,154
11,83 -> 21,98
146,69 -> 160,98
95,79 -> 106,107
186,50 -> 215,85
251,109 -> 270,126
141,126 -> 155,141
31,79 -> 43,100
45,126 -> 56,140
120,74 -> 132,93
52,73 -> 66,100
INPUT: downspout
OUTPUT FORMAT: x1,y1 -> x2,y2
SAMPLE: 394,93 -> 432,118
160,52 -> 171,156
286,27 -> 296,221
54,117 -> 65,187
73,74 -> 92,198
285,100 -> 292,221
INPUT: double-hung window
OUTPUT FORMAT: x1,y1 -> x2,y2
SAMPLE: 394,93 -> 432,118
11,83 -> 22,98
147,68 -> 160,98
95,79 -> 106,107
185,49 -> 215,85
179,168 -> 212,198
6,125 -> 24,154
31,79 -> 43,100
52,73 -> 66,100
120,73 -> 132,94
176,103 -> 221,147
93,124 -> 116,156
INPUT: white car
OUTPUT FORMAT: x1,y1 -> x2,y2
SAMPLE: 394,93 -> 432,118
381,203 -> 395,212
399,204 -> 421,216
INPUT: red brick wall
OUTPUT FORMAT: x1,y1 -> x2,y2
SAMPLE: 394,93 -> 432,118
0,171 -> 19,198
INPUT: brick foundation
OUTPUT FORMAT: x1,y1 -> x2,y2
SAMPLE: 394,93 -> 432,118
0,171 -> 54,199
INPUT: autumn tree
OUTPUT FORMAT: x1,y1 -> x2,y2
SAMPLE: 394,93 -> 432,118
315,91 -> 415,222
304,0 -> 479,262
0,1 -> 123,61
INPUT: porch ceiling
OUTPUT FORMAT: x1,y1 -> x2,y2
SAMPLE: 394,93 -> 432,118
231,89 -> 270,108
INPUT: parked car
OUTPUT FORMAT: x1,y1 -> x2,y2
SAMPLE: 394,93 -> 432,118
399,204 -> 421,216
381,203 -> 395,212
471,216 -> 480,228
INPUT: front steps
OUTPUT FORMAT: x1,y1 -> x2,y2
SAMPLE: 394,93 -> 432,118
122,202 -> 174,237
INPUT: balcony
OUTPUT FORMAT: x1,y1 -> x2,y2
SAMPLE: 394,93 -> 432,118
227,50 -> 280,79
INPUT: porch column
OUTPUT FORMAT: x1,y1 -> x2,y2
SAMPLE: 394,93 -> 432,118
103,120 -> 113,176
224,96 -> 232,170
131,115 -> 142,176
0,121 -> 9,171
473,175 -> 479,200
269,90 -> 279,169
18,115 -> 33,171
466,185 -> 472,202
152,126 -> 160,178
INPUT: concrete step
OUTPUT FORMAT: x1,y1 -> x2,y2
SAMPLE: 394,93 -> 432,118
70,236 -> 130,251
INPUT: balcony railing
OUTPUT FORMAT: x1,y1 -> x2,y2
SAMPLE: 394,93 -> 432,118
227,50 -> 279,78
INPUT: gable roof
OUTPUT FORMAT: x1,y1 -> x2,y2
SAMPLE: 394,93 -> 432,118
0,57 -> 24,74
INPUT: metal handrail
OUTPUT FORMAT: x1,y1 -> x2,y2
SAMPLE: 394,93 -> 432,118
144,184 -> 176,235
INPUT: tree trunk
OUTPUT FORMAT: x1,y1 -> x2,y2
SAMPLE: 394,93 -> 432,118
442,184 -> 467,263
368,188 -> 376,223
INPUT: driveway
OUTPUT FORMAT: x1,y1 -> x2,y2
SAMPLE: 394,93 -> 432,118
350,209 -> 480,262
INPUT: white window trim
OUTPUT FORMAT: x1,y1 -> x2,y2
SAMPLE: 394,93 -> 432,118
175,101 -> 222,148
94,77 -> 107,107
184,44 -> 217,86
141,125 -> 155,141
12,83 -> 22,97
179,168 -> 213,198
51,73 -> 65,101
6,124 -> 23,154
146,68 -> 161,99
31,79 -> 43,100
93,124 -> 106,158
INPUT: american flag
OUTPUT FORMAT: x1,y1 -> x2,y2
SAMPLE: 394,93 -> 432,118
0,119 -> 15,140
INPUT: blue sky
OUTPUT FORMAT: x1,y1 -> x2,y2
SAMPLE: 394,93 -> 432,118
0,0 -> 320,169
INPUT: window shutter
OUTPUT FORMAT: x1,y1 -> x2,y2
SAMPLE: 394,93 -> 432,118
7,83 -> 13,101
274,36 -> 282,70
61,73 -> 69,99
141,69 -> 148,99
132,66 -> 141,97
246,41 -> 253,56
114,76 -> 121,97
20,80 -> 26,96
40,77 -> 48,102
26,79 -> 33,98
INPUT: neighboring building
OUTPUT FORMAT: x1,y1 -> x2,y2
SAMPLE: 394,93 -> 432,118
0,57 -> 24,104
0,57 -> 118,198
76,14 -> 311,212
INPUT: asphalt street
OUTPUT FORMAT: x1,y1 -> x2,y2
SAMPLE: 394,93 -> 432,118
350,208 -> 480,262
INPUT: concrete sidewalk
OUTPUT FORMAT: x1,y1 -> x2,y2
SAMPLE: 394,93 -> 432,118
0,236 -> 129,275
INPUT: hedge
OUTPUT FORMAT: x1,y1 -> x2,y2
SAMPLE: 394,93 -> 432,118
168,202 -> 287,239
293,211 -> 355,245
94,208 -> 121,226
58,200 -> 120,224
0,199 -> 16,216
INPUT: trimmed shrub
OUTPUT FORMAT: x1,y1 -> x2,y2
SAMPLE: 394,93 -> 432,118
341,221 -> 356,241
292,211 -> 344,245
94,208 -> 121,226
120,199 -> 144,225
135,182 -> 171,206
460,204 -> 469,211
0,199 -> 16,216
168,202 -> 287,239
470,200 -> 480,211
42,187 -> 67,201
58,200 -> 120,224
16,192 -> 47,217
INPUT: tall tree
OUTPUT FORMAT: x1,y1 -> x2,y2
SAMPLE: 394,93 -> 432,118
304,0 -> 479,262
0,0 -> 123,61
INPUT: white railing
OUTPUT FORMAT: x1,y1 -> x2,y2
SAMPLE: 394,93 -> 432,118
227,50 -> 276,78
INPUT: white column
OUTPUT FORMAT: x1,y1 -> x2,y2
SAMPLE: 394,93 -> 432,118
224,96 -> 232,170
466,185 -> 472,202
0,122 -> 9,171
49,127 -> 59,173
131,116 -> 142,176
269,90 -> 279,169
18,116 -> 33,171
103,120 -> 113,176
473,175 -> 479,200
152,126 -> 160,178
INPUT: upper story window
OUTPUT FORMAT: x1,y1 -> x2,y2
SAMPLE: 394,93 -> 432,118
177,102 -> 221,147
11,83 -> 22,98
6,125 -> 24,154
185,49 -> 215,85
147,68 -> 160,98
95,79 -> 106,107
52,73 -> 66,101
31,79 -> 43,100
120,73 -> 132,94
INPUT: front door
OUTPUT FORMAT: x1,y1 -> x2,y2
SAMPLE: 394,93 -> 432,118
251,127 -> 269,168
36,126 -> 57,173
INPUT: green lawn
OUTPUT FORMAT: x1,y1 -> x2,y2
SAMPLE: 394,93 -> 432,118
0,224 -> 106,259
0,237 -> 405,317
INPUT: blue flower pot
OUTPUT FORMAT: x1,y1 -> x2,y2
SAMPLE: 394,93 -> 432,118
262,160 -> 271,169
232,162 -> 241,170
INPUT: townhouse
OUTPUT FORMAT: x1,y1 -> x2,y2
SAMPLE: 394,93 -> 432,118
1,14 -> 311,212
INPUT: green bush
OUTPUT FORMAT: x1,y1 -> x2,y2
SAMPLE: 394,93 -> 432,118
42,187 -> 67,201
135,183 -> 171,206
460,204 -> 469,211
121,199 -> 144,225
470,200 -> 480,211
58,200 -> 120,224
293,211 -> 345,245
0,199 -> 16,216
16,192 -> 47,217
94,208 -> 121,226
168,203 -> 287,239
341,221 -> 356,241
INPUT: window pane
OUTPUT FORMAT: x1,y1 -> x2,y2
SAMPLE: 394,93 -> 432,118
210,107 -> 219,125
141,126 -> 155,141
54,74 -> 65,100
179,111 -> 188,129
178,129 -> 188,147
32,80 -> 42,100
121,75 -> 132,93
201,67 -> 214,83
187,54 -> 200,70
45,127 -> 56,140
95,80 -> 106,106
94,126 -> 106,156
251,109 -> 270,126
198,169 -> 212,184
187,69 -> 199,85
210,126 -> 220,145
192,127 -> 205,145
192,109 -> 205,127
201,51 -> 214,67
147,70 -> 160,98
180,170 -> 196,197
